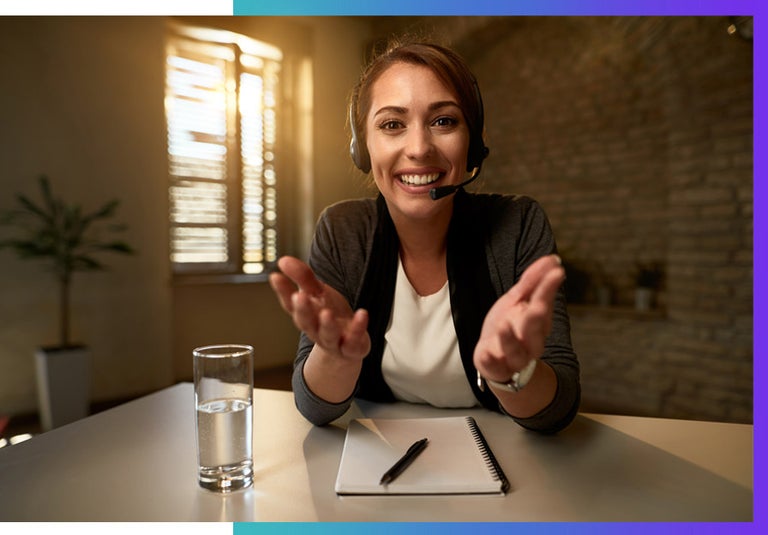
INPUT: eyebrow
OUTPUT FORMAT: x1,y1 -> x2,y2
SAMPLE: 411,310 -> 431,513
372,100 -> 461,118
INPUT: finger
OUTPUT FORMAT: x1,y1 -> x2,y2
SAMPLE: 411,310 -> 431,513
340,309 -> 371,359
269,272 -> 298,313
494,322 -> 536,377
514,305 -> 548,359
524,264 -> 565,338
316,307 -> 343,350
498,323 -> 530,363
516,265 -> 563,357
503,265 -> 562,355
291,291 -> 321,337
277,256 -> 325,297
530,263 -> 565,307
510,254 -> 562,302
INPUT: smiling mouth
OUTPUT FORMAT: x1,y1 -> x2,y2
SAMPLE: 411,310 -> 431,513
399,173 -> 440,186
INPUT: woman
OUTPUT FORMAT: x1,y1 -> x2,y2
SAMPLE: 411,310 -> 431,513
269,40 -> 580,433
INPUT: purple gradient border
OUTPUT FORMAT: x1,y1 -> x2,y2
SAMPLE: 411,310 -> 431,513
233,0 -> 764,533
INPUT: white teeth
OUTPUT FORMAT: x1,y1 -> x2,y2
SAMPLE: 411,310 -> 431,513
399,173 -> 439,186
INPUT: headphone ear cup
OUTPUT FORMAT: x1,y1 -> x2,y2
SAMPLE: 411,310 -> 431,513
349,103 -> 371,173
350,138 -> 371,173
466,80 -> 489,172
466,142 -> 489,172
467,87 -> 490,172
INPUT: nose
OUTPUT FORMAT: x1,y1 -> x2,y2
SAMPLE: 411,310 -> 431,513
404,126 -> 434,161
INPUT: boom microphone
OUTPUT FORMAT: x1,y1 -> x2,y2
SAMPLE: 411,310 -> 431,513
429,164 -> 483,201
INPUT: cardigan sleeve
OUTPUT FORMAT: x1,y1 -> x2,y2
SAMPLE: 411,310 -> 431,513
486,195 -> 581,433
291,199 -> 377,425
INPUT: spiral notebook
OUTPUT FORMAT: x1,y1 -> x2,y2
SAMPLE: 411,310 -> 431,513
335,416 -> 509,495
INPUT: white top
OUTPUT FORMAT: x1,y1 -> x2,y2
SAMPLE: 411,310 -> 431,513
381,258 -> 478,408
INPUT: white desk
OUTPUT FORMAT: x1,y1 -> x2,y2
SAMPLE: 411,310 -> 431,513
0,383 -> 753,521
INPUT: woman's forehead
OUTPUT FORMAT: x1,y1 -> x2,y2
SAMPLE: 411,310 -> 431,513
369,63 -> 458,107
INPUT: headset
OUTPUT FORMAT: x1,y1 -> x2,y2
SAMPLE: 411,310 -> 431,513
349,77 -> 489,200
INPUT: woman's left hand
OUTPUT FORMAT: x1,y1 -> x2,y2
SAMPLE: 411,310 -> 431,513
473,254 -> 565,385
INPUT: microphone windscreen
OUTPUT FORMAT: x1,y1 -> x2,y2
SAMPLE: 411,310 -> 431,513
429,185 -> 457,200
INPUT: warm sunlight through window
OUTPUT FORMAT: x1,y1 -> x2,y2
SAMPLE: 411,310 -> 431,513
166,25 -> 282,277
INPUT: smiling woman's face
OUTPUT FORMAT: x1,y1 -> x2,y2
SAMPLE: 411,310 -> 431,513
365,62 -> 471,222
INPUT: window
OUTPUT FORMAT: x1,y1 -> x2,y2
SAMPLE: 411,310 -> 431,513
165,24 -> 282,278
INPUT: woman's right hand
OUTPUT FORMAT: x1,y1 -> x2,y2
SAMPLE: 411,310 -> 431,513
269,256 -> 371,362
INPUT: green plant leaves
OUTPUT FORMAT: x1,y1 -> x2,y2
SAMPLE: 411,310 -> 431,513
0,174 -> 137,347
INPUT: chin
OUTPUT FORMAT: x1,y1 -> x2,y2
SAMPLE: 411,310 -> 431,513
387,193 -> 451,221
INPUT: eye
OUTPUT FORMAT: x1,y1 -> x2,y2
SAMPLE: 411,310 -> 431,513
377,119 -> 403,131
432,116 -> 459,128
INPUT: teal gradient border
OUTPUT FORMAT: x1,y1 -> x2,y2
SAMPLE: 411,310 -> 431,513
234,523 -> 760,535
232,0 -> 764,533
233,0 -> 758,16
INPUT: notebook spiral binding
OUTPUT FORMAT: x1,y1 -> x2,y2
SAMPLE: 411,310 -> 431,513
465,416 -> 510,493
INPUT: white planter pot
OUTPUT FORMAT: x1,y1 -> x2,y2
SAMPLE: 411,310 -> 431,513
634,287 -> 654,312
34,346 -> 91,431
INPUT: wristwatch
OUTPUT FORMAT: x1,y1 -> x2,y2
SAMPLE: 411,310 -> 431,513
477,359 -> 537,393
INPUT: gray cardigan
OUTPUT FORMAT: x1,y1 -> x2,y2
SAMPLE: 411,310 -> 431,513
291,191 -> 580,432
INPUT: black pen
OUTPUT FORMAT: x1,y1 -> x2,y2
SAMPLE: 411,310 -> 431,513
379,437 -> 429,485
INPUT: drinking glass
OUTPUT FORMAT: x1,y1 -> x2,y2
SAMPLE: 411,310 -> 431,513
193,344 -> 254,492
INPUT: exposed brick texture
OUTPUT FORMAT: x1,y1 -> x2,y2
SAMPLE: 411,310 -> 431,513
371,16 -> 754,422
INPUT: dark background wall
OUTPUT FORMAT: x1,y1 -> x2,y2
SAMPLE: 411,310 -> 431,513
373,16 -> 752,422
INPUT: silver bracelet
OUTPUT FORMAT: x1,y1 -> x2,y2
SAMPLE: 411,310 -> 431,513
477,359 -> 537,393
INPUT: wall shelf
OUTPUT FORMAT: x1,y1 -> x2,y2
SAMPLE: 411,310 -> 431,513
567,303 -> 667,321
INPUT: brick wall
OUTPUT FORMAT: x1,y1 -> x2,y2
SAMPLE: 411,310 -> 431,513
454,17 -> 753,423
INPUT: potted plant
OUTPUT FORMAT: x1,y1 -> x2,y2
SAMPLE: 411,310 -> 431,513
634,262 -> 663,311
0,175 -> 135,430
